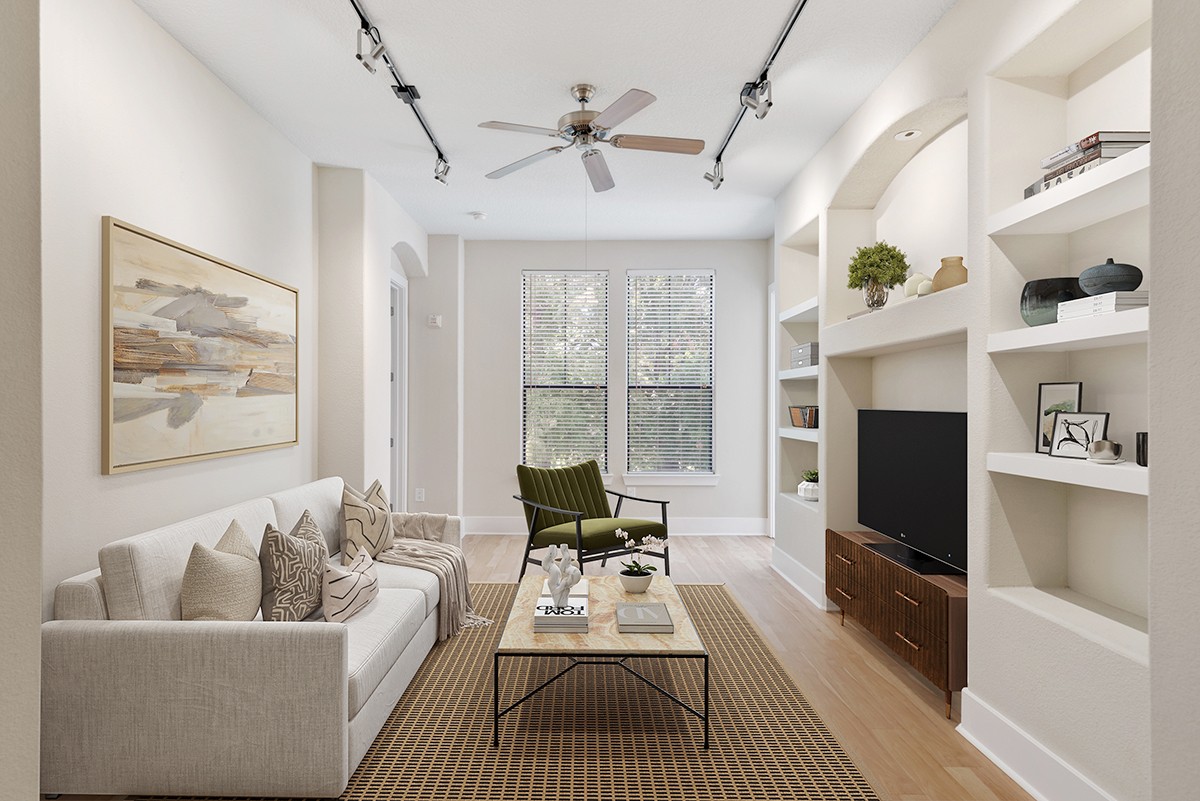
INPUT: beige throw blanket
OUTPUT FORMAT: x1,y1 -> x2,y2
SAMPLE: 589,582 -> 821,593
376,529 -> 490,641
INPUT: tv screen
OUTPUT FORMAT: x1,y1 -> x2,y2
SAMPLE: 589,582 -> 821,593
858,410 -> 967,573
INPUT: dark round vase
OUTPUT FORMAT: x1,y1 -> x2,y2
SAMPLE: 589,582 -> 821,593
1020,278 -> 1085,326
1079,257 -> 1143,295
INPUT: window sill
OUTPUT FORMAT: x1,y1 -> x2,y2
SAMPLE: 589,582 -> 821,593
622,473 -> 721,487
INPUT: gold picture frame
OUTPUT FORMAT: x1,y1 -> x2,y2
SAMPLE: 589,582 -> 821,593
102,217 -> 298,474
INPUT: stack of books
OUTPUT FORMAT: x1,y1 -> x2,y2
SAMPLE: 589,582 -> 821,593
1058,291 -> 1149,322
533,579 -> 589,633
1024,131 -> 1150,199
616,602 -> 674,634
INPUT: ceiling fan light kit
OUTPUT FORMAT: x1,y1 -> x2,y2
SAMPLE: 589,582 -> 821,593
479,83 -> 705,192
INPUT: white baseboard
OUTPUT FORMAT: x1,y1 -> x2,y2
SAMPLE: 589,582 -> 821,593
770,546 -> 837,611
958,688 -> 1120,801
463,516 -> 766,536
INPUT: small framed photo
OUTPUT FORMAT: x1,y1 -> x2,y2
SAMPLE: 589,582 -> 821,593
1049,411 -> 1109,459
1036,382 -> 1083,454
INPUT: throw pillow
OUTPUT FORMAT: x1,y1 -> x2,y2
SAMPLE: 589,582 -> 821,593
260,510 -> 328,621
323,547 -> 379,623
181,520 -> 262,621
341,479 -> 393,565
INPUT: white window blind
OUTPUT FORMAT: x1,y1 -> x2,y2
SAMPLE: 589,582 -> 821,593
626,272 -> 714,474
522,271 -> 608,470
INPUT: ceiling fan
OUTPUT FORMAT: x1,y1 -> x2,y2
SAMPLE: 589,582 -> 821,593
479,84 -> 705,192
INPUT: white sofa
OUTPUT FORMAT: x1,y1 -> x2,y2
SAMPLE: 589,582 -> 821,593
40,476 -> 459,798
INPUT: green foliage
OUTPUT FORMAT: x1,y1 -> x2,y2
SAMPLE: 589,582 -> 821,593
846,240 -> 911,289
801,469 -> 819,483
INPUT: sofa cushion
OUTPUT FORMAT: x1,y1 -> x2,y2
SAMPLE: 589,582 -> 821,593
260,511 -> 328,621
181,521 -> 262,621
533,517 -> 667,549
344,588 -> 426,718
329,555 -> 440,617
324,548 -> 380,623
100,498 -> 277,620
266,477 -> 344,558
341,481 -> 394,564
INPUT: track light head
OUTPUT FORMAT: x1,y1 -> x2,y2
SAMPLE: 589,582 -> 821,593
433,157 -> 451,185
703,160 -> 724,190
356,29 -> 379,74
740,80 -> 772,120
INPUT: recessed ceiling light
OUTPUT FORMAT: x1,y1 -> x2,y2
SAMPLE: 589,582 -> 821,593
468,211 -> 487,221
894,129 -> 922,141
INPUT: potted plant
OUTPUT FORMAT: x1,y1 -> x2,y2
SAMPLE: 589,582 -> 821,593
847,240 -> 911,311
614,528 -> 666,593
797,469 -> 819,501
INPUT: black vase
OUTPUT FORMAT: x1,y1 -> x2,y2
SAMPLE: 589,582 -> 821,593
1020,278 -> 1085,326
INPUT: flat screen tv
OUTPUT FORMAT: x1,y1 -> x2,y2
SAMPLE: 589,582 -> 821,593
858,409 -> 967,574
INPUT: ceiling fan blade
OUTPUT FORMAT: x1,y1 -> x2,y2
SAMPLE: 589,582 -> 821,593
590,88 -> 656,131
479,121 -> 563,138
581,148 -> 615,192
486,146 -> 566,179
608,134 -> 705,155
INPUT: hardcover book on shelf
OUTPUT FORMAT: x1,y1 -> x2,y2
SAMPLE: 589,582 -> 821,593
1058,291 -> 1148,321
616,602 -> 675,633
1039,130 -> 1150,168
1043,143 -> 1145,181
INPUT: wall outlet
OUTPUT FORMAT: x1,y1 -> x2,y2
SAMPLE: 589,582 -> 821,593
426,314 -> 443,329
414,487 -> 426,502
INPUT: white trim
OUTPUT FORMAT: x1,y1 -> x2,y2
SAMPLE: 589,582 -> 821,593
958,689 -> 1121,801
464,516 -> 766,536
622,472 -> 720,486
770,546 -> 838,611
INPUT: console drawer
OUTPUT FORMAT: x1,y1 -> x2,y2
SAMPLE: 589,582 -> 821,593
826,529 -> 873,585
875,562 -> 949,633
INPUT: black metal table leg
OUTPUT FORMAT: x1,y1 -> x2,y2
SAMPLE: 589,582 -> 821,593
703,654 -> 710,749
493,653 -> 500,747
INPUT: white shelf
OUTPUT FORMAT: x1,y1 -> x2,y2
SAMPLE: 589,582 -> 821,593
990,586 -> 1148,666
778,365 -> 819,381
822,282 -> 970,358
987,307 -> 1148,354
987,144 -> 1150,236
987,452 -> 1148,495
779,427 -> 819,443
779,296 -> 819,324
778,492 -> 821,515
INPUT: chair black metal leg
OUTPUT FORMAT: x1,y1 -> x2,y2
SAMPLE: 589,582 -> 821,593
663,545 -> 670,576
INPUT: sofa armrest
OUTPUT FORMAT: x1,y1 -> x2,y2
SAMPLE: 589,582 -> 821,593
391,512 -> 462,548
41,619 -> 350,798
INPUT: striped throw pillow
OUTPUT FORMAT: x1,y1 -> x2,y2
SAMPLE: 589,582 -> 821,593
323,547 -> 379,623
260,510 -> 328,621
341,480 -> 393,565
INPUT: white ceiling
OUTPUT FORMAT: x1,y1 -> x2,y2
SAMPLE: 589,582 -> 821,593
133,0 -> 957,240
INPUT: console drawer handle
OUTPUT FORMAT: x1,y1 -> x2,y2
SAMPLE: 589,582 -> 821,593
894,589 -> 921,607
895,631 -> 922,651
835,553 -> 854,566
835,587 -> 853,601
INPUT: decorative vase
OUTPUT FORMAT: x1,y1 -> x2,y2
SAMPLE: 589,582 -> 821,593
797,481 -> 819,501
618,572 -> 653,594
932,256 -> 968,292
862,278 -> 889,310
1020,277 -> 1085,326
1079,257 -> 1142,295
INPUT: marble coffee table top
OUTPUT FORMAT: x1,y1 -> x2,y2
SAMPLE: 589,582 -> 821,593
497,574 -> 707,656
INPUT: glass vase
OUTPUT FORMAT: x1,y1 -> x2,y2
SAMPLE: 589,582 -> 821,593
862,279 -> 888,310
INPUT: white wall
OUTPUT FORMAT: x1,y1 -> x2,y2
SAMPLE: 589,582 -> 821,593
1,0 -> 42,795
39,0 -> 318,616
462,240 -> 768,532
1149,1 -> 1200,796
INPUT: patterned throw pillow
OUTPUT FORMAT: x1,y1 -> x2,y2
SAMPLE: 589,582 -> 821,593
181,520 -> 262,621
260,510 -> 328,621
323,547 -> 379,623
341,480 -> 393,565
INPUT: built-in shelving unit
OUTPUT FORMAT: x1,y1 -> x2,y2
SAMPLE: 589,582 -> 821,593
779,296 -> 819,324
989,586 -> 1148,664
778,427 -> 819,443
823,283 -> 970,358
778,365 -> 819,381
986,451 -> 1147,495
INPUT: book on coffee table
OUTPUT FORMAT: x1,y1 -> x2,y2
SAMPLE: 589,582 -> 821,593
616,602 -> 674,633
534,581 -> 590,633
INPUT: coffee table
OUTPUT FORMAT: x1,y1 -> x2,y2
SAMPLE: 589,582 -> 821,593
493,574 -> 710,748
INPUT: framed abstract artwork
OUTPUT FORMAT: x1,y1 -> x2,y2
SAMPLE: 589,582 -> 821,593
1035,382 -> 1083,454
102,217 -> 298,474
1048,411 -> 1109,459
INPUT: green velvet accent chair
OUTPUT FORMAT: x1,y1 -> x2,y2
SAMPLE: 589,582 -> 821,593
514,460 -> 669,578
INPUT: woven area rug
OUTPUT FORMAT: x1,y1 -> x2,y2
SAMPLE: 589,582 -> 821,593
137,583 -> 878,801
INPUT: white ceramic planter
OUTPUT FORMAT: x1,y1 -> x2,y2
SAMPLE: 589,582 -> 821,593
797,481 -> 820,501
618,572 -> 654,593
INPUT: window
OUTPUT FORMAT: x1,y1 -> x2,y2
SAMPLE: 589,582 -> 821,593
626,271 -> 714,474
521,271 -> 608,470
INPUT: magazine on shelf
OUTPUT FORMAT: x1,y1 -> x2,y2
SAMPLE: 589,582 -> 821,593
616,602 -> 675,633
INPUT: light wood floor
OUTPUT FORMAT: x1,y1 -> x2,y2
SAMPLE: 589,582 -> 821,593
468,534 -> 1032,801
61,535 -> 1031,801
